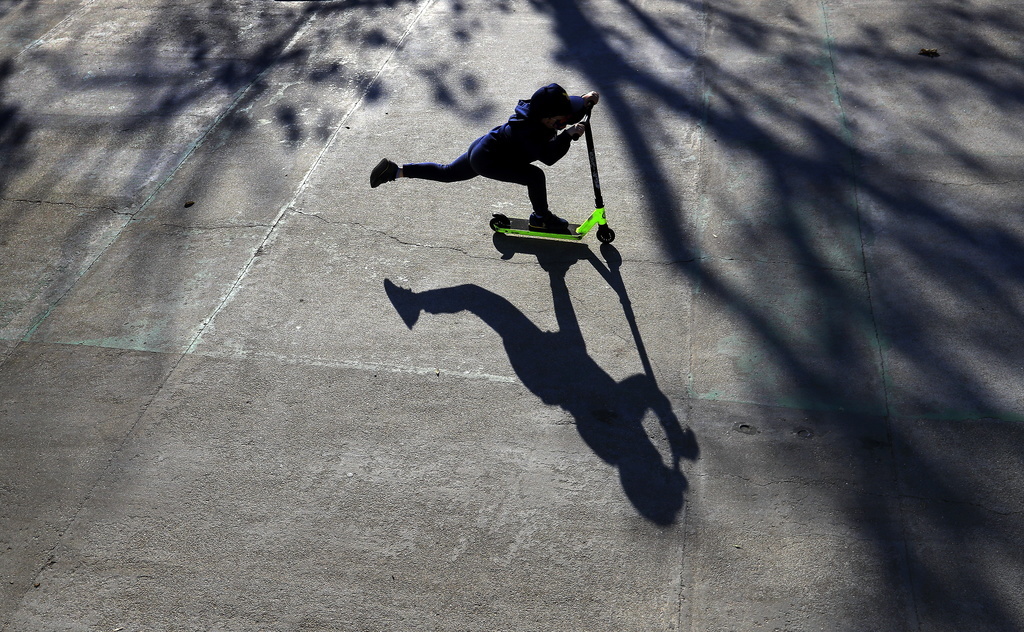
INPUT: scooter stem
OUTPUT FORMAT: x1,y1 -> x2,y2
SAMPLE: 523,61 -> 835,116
582,112 -> 604,210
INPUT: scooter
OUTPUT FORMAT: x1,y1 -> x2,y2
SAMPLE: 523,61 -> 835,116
488,110 -> 615,243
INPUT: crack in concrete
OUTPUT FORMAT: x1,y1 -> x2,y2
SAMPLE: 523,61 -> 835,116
192,345 -> 518,384
339,218 -> 700,267
158,222 -> 275,231
1,197 -> 117,213
291,209 -> 329,223
901,493 -> 1020,517
383,232 -> 474,256
702,254 -> 863,274
904,178 -> 1024,188
339,219 -> 482,259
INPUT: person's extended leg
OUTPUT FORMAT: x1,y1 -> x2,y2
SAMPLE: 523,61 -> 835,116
401,151 -> 477,183
371,138 -> 482,188
469,150 -> 569,230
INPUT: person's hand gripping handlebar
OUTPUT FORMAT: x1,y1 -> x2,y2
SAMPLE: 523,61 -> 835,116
567,91 -> 600,140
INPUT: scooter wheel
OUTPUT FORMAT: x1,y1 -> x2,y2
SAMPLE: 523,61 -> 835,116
489,214 -> 510,231
596,225 -> 615,243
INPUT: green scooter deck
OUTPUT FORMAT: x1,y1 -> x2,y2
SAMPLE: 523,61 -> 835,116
492,216 -> 584,241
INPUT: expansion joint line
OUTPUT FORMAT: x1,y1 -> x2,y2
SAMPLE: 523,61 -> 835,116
185,0 -> 438,355
677,4 -> 714,632
818,1 -> 890,418
685,0 -> 714,419
14,0 -> 98,61
820,5 -> 920,631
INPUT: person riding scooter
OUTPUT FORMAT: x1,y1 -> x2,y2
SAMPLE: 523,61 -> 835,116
370,83 -> 600,231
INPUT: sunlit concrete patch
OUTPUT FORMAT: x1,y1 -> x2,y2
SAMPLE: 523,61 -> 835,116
23,218 -> 269,354
682,399 -> 912,632
689,257 -> 886,414
0,342 -> 173,626
893,418 -> 1024,631
187,202 -> 695,400
8,353 -> 692,631
0,199 -> 128,341
186,210 -> 533,379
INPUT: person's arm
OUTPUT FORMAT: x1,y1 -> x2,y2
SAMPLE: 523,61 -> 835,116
566,91 -> 601,126
547,92 -> 600,157
538,132 -> 573,166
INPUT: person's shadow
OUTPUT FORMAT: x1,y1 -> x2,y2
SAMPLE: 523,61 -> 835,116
384,236 -> 698,525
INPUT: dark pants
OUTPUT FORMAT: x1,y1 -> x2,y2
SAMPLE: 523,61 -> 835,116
402,137 -> 548,214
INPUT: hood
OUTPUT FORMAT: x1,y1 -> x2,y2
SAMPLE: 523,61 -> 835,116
512,92 -> 586,123
525,83 -> 573,119
513,99 -> 533,120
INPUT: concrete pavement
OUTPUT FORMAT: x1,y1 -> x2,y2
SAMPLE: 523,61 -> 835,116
2,0 -> 1023,630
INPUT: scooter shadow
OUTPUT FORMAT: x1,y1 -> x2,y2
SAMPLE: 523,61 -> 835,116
383,235 -> 698,525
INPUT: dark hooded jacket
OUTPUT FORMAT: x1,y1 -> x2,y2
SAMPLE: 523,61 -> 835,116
475,98 -> 585,166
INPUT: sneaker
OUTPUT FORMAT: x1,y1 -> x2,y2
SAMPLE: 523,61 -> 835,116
529,211 -> 570,232
383,279 -> 420,328
370,159 -> 399,188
